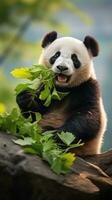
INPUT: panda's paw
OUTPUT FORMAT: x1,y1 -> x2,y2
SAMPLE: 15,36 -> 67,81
16,90 -> 33,110
38,113 -> 64,129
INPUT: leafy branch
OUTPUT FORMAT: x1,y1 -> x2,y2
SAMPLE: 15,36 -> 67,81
0,108 -> 83,175
11,65 -> 69,107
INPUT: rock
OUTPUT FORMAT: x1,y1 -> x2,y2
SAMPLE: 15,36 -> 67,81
0,132 -> 112,200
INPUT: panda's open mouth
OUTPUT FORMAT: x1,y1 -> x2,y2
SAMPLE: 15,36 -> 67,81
55,74 -> 71,84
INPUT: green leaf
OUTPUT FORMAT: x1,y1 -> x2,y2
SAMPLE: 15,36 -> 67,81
60,152 -> 76,168
5,117 -> 17,134
10,108 -> 19,120
35,112 -> 42,122
42,151 -> 53,164
31,142 -> 43,156
44,94 -> 52,107
13,137 -> 35,146
65,141 -> 84,152
51,88 -> 61,100
58,131 -> 75,146
39,86 -> 50,101
24,147 -> 37,155
11,68 -> 33,79
43,148 -> 62,166
25,79 -> 39,90
42,139 -> 57,152
31,65 -> 48,72
51,157 -> 63,174
41,130 -> 56,141
15,83 -> 30,94
52,152 -> 76,174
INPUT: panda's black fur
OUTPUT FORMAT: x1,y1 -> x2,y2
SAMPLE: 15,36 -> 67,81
16,31 -> 107,156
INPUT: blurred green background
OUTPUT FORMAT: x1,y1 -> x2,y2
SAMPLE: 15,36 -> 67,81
0,0 -> 112,152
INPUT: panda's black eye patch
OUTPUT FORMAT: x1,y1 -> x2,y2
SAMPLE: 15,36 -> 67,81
49,51 -> 60,65
71,54 -> 81,69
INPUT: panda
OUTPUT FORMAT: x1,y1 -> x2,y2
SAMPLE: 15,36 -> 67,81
16,31 -> 107,156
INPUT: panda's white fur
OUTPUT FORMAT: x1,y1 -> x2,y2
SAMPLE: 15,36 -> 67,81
39,37 -> 96,87
38,35 -> 107,155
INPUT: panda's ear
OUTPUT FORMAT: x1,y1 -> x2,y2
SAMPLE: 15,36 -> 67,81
41,31 -> 57,48
83,36 -> 99,57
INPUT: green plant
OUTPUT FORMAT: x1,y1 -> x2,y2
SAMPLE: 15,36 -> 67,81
0,64 -> 84,174
0,69 -> 16,112
11,65 -> 69,107
0,108 -> 83,174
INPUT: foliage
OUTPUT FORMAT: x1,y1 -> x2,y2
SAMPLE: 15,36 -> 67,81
11,65 -> 69,107
0,69 -> 16,112
0,108 -> 83,174
0,103 -> 6,113
0,64 -> 84,174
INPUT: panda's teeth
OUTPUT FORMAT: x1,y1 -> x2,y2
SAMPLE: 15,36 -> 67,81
57,75 -> 68,83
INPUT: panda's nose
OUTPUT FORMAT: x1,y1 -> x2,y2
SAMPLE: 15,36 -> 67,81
57,65 -> 68,72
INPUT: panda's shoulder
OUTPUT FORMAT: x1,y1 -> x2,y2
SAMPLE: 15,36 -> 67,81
87,78 -> 99,87
81,78 -> 100,96
88,78 -> 100,96
70,78 -> 100,104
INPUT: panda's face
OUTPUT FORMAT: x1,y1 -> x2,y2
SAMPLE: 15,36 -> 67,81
39,33 -> 99,87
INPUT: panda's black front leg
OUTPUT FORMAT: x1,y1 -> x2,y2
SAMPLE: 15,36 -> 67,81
16,90 -> 46,121
57,110 -> 100,142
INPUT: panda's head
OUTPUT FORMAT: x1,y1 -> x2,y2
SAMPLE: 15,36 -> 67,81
39,31 -> 99,88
